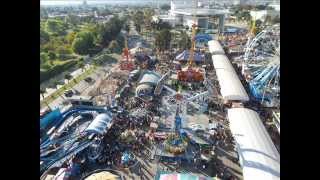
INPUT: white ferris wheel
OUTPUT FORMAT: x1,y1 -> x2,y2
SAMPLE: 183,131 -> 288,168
242,23 -> 280,107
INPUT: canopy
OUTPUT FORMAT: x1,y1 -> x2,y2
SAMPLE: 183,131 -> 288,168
175,50 -> 204,62
212,54 -> 237,74
208,40 -> 225,55
85,113 -> 113,135
212,54 -> 249,101
130,46 -> 152,55
227,108 -> 280,180
215,69 -> 249,101
194,34 -> 213,42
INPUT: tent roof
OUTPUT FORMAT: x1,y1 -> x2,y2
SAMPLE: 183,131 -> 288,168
130,46 -> 152,55
208,40 -> 225,55
228,108 -> 280,180
212,54 -> 237,73
215,68 -> 249,101
85,113 -> 113,135
175,50 -> 204,62
212,53 -> 248,101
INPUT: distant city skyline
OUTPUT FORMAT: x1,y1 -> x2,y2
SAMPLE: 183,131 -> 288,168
40,0 -> 279,7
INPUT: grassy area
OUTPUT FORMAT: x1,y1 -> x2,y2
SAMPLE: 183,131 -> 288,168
40,59 -> 78,83
40,65 -> 97,108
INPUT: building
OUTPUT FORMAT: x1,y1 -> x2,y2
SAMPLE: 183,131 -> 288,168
153,0 -> 229,33
250,9 -> 280,22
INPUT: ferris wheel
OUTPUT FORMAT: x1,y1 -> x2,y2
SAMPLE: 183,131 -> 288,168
242,24 -> 280,107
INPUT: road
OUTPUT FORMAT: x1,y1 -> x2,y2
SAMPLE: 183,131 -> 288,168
42,59 -> 119,110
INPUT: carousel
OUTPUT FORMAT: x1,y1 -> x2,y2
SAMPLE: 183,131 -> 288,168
163,133 -> 189,155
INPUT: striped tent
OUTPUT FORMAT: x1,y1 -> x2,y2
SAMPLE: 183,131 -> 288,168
175,50 -> 204,62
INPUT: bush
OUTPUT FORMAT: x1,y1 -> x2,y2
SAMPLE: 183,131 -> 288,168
40,60 -> 77,83
92,54 -> 117,66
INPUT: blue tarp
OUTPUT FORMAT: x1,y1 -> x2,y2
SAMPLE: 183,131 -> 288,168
175,50 -> 204,62
194,34 -> 213,42
225,28 -> 238,33
40,108 -> 61,130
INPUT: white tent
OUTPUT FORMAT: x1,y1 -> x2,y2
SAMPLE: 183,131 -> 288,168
212,54 -> 237,73
215,68 -> 249,101
227,108 -> 280,180
211,53 -> 249,101
208,40 -> 225,55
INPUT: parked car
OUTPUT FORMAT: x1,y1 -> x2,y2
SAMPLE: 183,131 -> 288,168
64,90 -> 74,97
84,77 -> 95,83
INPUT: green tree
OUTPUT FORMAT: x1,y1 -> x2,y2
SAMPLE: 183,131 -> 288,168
66,31 -> 77,44
160,4 -> 171,11
155,29 -> 172,52
45,19 -> 67,35
72,31 -> 95,55
77,61 -> 85,72
108,40 -> 120,53
48,51 -> 57,60
64,74 -> 73,83
57,45 -> 72,56
133,10 -> 144,33
95,16 -> 123,47
40,52 -> 49,65
144,8 -> 155,31
65,14 -> 80,26
178,31 -> 191,50
40,28 -> 50,44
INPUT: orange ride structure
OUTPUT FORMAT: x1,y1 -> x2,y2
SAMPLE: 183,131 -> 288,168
177,0 -> 204,82
177,23 -> 204,82
120,35 -> 135,71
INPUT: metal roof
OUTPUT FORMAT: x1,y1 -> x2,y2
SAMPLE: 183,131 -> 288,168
212,54 -> 237,73
208,40 -> 225,55
215,68 -> 249,101
228,108 -> 280,180
212,54 -> 249,101
85,113 -> 113,135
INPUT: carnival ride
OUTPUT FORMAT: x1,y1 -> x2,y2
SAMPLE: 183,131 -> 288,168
163,106 -> 189,155
120,151 -> 137,168
40,107 -> 114,177
177,1 -> 204,83
242,24 -> 280,107
120,35 -> 135,71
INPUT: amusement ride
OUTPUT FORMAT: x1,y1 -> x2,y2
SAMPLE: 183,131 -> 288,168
242,22 -> 280,107
120,34 -> 135,71
177,0 -> 205,82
